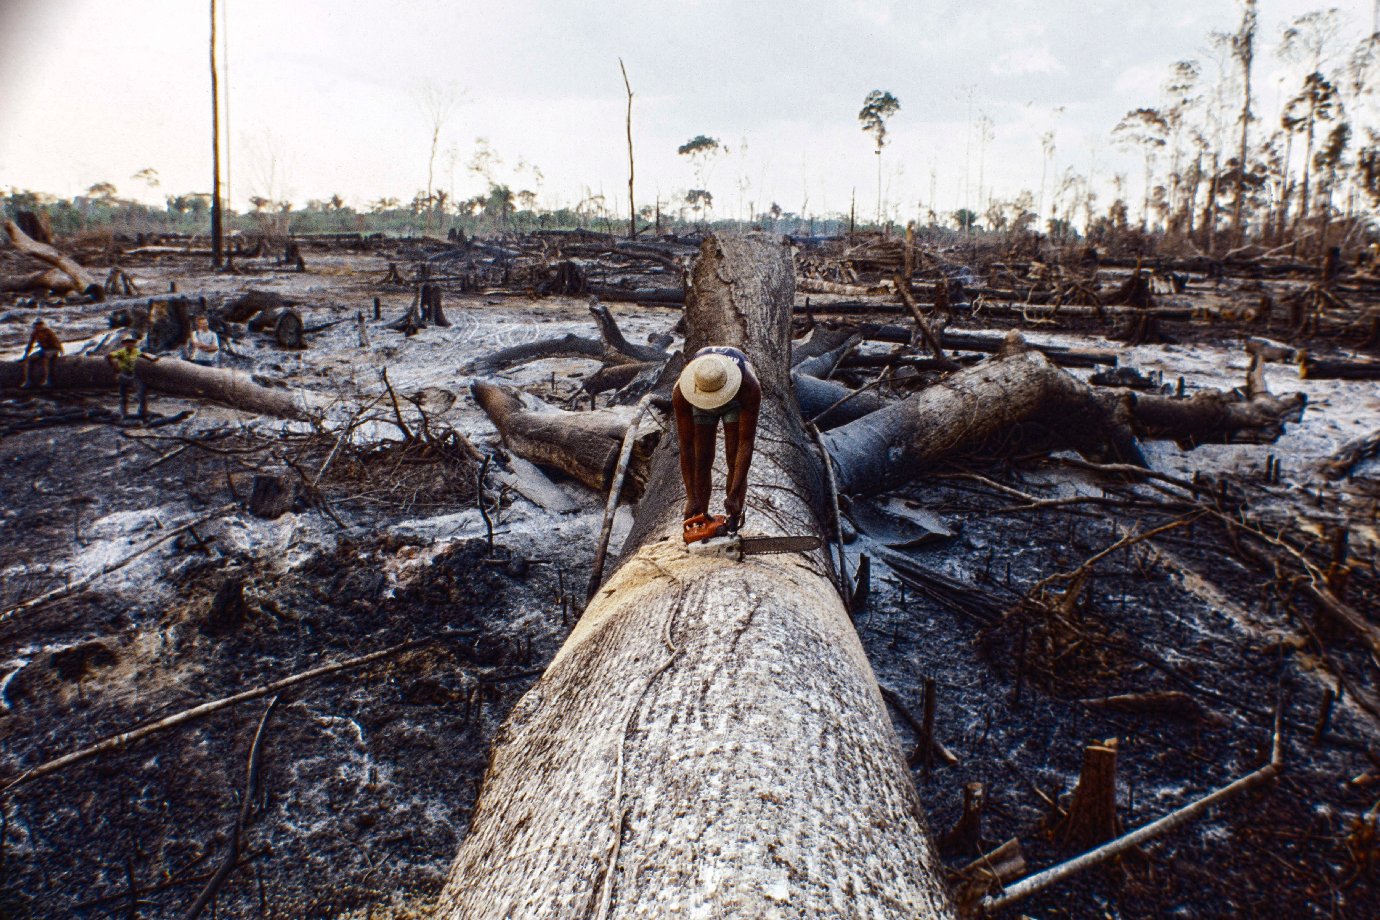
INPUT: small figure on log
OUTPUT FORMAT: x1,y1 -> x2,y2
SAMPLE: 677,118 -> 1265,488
672,347 -> 761,543
20,318 -> 63,388
106,333 -> 160,420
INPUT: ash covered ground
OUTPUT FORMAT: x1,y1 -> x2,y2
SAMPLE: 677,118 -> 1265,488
0,233 -> 1377,917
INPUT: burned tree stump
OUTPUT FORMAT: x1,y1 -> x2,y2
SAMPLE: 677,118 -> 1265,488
549,260 -> 588,295
201,575 -> 252,636
940,781 -> 987,858
16,209 -> 53,245
1109,309 -> 1173,345
275,309 -> 306,349
247,473 -> 297,519
1108,265 -> 1153,309
1056,738 -> 1124,850
421,283 -> 451,327
146,297 -> 192,353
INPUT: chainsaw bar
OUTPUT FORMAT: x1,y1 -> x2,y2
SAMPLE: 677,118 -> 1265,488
740,535 -> 823,555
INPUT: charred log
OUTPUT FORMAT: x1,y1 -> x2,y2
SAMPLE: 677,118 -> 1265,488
3,219 -> 98,296
470,381 -> 655,498
822,337 -> 1304,495
0,357 -> 313,420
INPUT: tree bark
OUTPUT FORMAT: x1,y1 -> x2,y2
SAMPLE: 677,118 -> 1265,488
3,220 -> 97,294
471,381 -> 655,498
1056,739 -> 1124,850
822,339 -> 1305,495
437,235 -> 954,919
588,299 -> 670,362
463,333 -> 618,375
822,346 -> 1135,495
0,357 -> 312,420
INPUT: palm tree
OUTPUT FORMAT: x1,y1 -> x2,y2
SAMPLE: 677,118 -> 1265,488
858,90 -> 900,226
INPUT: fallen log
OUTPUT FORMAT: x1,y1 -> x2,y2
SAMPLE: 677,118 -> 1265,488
939,331 -> 1117,368
1297,352 -> 1380,381
970,300 -> 1195,321
582,361 -> 657,395
841,323 -> 1118,368
793,369 -> 886,428
588,299 -> 671,363
822,337 -> 1304,495
3,219 -> 98,295
0,357 -> 313,420
437,235 -> 955,918
1319,428 -> 1380,480
471,381 -> 655,497
798,277 -> 893,297
463,301 -> 665,377
587,283 -> 685,305
463,333 -> 622,375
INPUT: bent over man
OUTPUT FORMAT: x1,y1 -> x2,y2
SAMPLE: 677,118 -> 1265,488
672,346 -> 761,543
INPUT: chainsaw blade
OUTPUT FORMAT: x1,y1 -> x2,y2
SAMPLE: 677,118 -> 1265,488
738,535 -> 823,555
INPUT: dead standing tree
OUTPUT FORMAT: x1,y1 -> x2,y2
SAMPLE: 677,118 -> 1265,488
436,234 -> 956,918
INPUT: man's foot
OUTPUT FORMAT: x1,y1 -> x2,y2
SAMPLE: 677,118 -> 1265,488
41,380 -> 53,388
19,382 -> 30,389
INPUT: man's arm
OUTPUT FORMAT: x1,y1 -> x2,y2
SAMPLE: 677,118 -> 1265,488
722,377 -> 761,526
22,331 -> 36,359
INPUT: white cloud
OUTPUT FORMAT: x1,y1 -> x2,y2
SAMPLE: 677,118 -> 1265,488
989,46 -> 1065,76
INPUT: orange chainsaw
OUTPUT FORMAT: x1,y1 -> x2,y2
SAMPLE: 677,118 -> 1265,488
682,514 -> 822,560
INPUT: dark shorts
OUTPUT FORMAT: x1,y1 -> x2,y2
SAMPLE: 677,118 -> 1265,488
692,399 -> 741,425
28,348 -> 57,360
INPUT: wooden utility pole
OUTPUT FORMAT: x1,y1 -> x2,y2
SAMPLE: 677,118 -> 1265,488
620,59 -> 636,239
209,0 -> 224,269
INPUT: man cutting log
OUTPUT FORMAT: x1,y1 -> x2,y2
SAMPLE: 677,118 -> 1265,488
672,346 -> 761,543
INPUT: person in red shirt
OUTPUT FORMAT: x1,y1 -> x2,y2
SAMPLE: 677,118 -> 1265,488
672,346 -> 761,543
20,318 -> 64,388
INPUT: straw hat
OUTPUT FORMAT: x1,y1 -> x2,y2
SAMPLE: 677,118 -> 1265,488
678,352 -> 742,410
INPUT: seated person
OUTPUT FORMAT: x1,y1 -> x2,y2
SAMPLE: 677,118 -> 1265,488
20,318 -> 63,388
183,316 -> 221,366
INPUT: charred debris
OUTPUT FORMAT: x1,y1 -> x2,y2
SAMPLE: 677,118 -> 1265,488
0,223 -> 1377,917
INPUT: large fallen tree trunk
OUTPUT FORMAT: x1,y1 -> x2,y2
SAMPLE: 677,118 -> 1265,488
3,220 -> 98,295
0,357 -> 313,420
437,235 -> 954,918
472,381 -> 657,496
822,337 -> 1305,495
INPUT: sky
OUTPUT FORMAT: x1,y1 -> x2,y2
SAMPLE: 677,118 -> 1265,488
1,0 -> 1376,223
